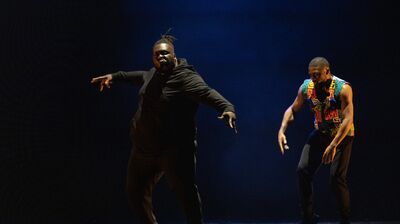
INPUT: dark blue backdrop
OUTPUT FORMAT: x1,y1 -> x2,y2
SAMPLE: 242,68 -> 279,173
1,0 -> 399,223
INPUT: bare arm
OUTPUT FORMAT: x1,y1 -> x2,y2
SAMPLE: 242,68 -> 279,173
278,85 -> 305,154
322,84 -> 354,164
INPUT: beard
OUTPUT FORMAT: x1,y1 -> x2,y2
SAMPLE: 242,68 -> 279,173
158,60 -> 175,74
316,78 -> 332,88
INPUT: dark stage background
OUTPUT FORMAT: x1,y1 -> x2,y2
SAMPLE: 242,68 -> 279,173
1,0 -> 399,223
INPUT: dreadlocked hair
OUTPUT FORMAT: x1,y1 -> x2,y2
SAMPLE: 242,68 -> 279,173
153,28 -> 177,47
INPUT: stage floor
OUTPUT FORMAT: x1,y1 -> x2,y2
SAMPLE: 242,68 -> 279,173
204,222 -> 400,224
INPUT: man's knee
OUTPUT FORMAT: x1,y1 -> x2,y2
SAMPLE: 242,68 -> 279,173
127,188 -> 150,210
172,181 -> 199,197
329,173 -> 347,189
297,166 -> 309,177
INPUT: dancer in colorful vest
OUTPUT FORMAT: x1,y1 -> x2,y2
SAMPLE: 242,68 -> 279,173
278,57 -> 354,224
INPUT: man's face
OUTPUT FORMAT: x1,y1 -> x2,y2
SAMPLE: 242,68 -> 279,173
308,65 -> 329,83
152,43 -> 176,72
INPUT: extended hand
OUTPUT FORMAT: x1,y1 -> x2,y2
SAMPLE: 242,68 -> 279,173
322,145 -> 337,164
278,130 -> 289,155
91,74 -> 113,92
218,111 -> 237,133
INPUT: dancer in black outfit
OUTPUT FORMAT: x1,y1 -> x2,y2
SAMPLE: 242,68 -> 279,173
91,33 -> 236,224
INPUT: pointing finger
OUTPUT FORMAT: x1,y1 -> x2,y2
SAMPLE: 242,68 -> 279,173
229,117 -> 234,128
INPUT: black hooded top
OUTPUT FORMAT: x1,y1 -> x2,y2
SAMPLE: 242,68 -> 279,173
112,58 -> 235,152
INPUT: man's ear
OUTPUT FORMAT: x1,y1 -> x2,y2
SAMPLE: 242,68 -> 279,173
325,67 -> 330,75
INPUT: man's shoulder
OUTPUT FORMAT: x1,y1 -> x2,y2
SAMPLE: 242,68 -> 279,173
333,75 -> 347,84
339,82 -> 352,95
333,75 -> 351,96
142,68 -> 156,78
147,67 -> 156,74
175,66 -> 200,78
177,70 -> 202,85
300,78 -> 312,94
302,78 -> 312,85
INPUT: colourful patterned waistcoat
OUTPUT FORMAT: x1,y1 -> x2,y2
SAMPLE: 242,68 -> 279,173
301,76 -> 355,137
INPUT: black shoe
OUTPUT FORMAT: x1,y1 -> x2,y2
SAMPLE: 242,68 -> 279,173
299,213 -> 320,224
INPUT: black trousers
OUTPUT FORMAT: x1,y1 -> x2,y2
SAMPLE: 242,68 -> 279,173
126,145 -> 203,224
297,130 -> 353,222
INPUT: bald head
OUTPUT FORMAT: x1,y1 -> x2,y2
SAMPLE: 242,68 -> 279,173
309,57 -> 330,69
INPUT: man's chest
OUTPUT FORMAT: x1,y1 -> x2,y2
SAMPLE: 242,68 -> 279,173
139,75 -> 183,105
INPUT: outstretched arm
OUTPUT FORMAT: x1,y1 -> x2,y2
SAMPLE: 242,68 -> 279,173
322,84 -> 354,164
90,71 -> 146,92
182,72 -> 237,132
111,71 -> 146,86
278,85 -> 304,154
